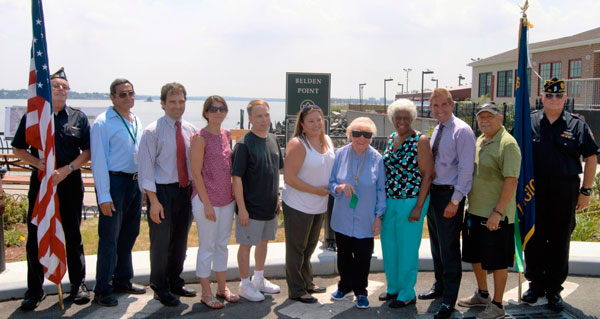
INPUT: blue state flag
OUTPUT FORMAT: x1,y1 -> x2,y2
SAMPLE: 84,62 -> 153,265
513,16 -> 536,273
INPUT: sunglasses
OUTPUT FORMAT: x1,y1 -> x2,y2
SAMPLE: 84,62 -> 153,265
116,91 -> 135,99
207,105 -> 228,113
51,83 -> 70,90
545,93 -> 564,99
351,130 -> 373,139
301,104 -> 321,114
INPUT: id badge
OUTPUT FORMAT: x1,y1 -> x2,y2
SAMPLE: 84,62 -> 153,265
349,193 -> 358,209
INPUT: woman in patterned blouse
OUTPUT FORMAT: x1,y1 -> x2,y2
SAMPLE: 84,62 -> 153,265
379,99 -> 434,308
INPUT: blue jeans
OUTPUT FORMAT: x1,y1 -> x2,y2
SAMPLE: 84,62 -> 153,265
94,174 -> 142,295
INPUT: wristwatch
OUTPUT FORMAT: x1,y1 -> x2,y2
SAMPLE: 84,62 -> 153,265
450,199 -> 459,206
580,187 -> 592,196
68,163 -> 75,172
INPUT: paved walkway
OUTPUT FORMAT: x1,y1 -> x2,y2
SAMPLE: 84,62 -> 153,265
1,240 -> 599,318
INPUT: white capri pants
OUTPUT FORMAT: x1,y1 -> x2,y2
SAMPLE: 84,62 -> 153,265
191,195 -> 235,278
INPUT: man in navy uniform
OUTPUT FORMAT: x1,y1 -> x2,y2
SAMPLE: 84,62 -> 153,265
523,78 -> 599,312
12,68 -> 91,310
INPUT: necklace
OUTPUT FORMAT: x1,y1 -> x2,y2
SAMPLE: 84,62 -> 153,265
350,149 -> 367,187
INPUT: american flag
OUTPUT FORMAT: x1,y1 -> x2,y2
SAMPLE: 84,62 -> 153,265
25,0 -> 66,285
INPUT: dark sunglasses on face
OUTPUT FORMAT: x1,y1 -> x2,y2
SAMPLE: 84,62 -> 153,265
207,105 -> 228,113
351,130 -> 373,139
117,91 -> 135,99
301,104 -> 321,114
545,93 -> 564,99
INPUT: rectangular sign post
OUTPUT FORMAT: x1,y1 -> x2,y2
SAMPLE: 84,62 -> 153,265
285,72 -> 331,117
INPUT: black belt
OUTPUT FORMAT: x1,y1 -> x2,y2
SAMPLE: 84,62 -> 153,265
158,182 -> 191,188
430,184 -> 454,191
109,171 -> 138,180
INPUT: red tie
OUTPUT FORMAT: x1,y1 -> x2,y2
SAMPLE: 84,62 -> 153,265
175,121 -> 189,187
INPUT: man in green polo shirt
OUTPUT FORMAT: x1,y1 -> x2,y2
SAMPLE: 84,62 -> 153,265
457,103 -> 521,319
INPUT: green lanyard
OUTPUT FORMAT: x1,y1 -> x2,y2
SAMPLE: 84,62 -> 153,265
114,107 -> 138,144
350,149 -> 367,187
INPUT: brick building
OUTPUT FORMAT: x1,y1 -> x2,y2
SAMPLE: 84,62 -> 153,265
469,27 -> 600,107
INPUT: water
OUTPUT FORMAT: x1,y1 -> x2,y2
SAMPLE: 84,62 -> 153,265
0,99 -> 287,134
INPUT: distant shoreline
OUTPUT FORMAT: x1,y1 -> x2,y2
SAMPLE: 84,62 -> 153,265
0,91 -> 285,102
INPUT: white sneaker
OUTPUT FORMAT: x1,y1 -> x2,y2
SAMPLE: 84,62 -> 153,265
251,276 -> 281,294
239,281 -> 265,302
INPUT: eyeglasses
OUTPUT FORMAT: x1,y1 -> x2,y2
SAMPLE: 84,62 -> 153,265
116,91 -> 135,99
207,105 -> 228,113
51,83 -> 70,90
301,104 -> 321,114
545,93 -> 564,99
351,130 -> 373,139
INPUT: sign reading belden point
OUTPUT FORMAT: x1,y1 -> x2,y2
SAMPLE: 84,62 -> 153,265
286,72 -> 331,117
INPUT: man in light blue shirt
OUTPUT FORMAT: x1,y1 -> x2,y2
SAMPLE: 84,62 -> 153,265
91,78 -> 146,307
418,88 -> 476,319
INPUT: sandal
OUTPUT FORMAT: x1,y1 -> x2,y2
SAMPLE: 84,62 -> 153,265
216,288 -> 239,303
201,295 -> 224,309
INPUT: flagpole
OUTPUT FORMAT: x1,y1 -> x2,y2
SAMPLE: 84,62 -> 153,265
57,283 -> 64,310
515,0 -> 530,304
518,272 -> 523,303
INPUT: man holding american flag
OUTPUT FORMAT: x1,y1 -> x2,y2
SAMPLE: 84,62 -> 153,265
12,67 -> 92,310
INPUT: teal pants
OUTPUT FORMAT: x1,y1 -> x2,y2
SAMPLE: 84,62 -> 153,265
380,195 -> 429,302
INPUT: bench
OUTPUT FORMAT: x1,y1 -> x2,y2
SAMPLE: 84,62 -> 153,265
0,154 -> 95,187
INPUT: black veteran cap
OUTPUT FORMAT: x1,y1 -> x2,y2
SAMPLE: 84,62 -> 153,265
50,67 -> 67,81
543,77 -> 565,93
476,102 -> 500,116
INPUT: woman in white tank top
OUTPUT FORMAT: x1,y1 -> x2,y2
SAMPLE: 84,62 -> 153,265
282,105 -> 335,303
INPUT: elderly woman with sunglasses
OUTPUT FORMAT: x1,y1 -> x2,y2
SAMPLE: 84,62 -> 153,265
282,104 -> 335,304
328,117 -> 386,309
189,95 -> 238,309
379,99 -> 434,308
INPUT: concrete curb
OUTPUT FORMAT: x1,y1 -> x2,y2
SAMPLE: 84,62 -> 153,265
0,239 -> 598,301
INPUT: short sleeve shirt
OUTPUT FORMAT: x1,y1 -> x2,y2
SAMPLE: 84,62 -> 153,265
12,106 -> 91,169
231,131 -> 283,220
467,126 -> 521,223
531,109 -> 600,178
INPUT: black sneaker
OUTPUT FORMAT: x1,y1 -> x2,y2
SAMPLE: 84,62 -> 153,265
72,283 -> 91,305
21,290 -> 46,311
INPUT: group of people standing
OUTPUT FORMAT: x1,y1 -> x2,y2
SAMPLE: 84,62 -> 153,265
5,68 -> 598,319
10,69 -> 285,310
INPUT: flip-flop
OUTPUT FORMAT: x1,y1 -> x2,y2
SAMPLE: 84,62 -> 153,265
216,289 -> 239,303
201,295 -> 224,309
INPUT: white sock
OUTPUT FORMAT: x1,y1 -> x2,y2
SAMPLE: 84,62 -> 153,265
254,270 -> 264,279
241,277 -> 251,285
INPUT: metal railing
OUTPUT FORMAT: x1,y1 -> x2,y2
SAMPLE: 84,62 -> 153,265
564,78 -> 600,109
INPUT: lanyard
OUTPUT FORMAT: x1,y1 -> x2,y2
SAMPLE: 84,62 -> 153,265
350,148 -> 367,187
114,107 -> 137,144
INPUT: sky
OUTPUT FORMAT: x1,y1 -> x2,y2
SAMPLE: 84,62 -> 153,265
1,0 -> 599,100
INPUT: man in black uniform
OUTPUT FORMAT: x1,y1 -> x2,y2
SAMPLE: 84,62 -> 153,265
523,77 -> 599,312
12,68 -> 92,310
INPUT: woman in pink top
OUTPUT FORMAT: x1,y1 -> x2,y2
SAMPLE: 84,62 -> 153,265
190,95 -> 238,309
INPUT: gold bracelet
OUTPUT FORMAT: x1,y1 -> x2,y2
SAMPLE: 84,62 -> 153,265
492,209 -> 502,218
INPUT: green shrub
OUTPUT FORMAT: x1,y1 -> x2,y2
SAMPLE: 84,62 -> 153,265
572,212 -> 600,242
4,227 -> 26,246
3,195 -> 28,229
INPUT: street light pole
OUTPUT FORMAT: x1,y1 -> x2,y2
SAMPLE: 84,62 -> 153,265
421,69 -> 434,117
359,83 -> 366,111
384,78 -> 393,109
397,83 -> 403,96
403,68 -> 412,93
431,77 -> 439,89
458,74 -> 465,86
